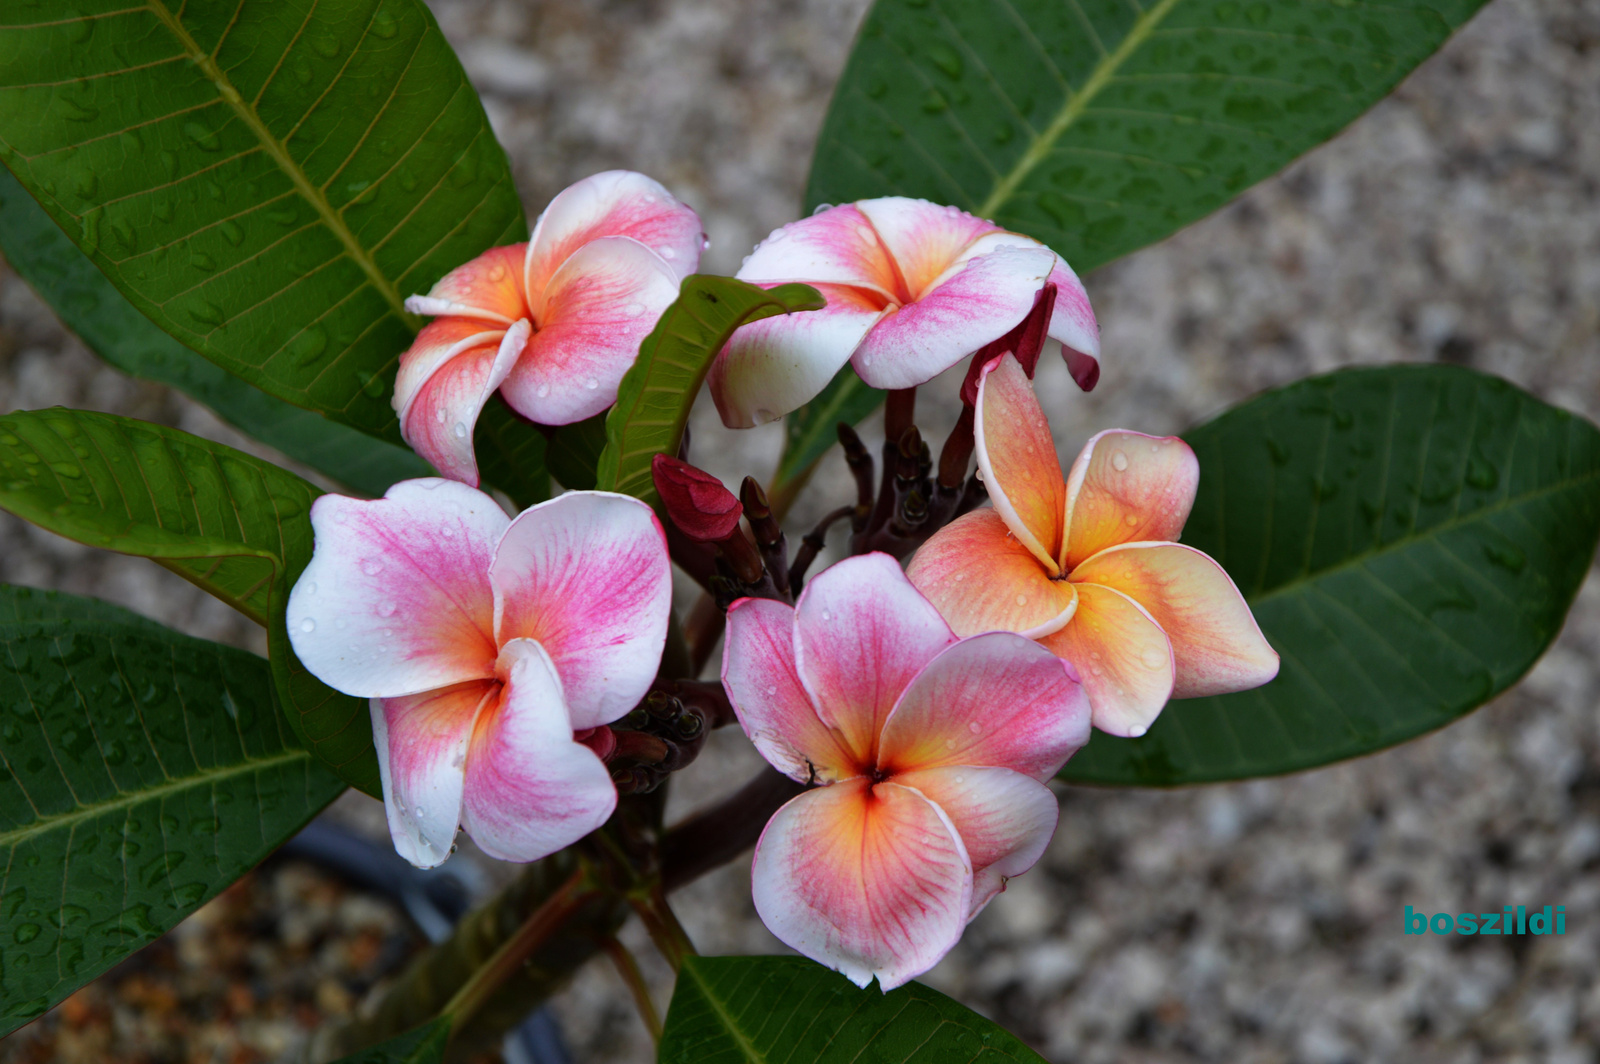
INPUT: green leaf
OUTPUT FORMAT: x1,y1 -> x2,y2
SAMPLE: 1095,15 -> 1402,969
596,277 -> 824,506
0,408 -> 380,795
1060,365 -> 1600,786
545,411 -> 610,492
659,955 -> 1047,1063
0,166 -> 432,498
473,398 -> 549,510
0,586 -> 346,1036
772,366 -> 884,496
808,0 -> 1488,272
0,0 -> 525,440
330,1019 -> 450,1064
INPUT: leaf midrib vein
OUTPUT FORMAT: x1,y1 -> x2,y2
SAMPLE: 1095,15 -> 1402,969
142,0 -> 414,328
0,747 -> 313,850
977,0 -> 1186,219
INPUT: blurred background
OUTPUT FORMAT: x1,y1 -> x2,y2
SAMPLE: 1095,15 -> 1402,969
2,0 -> 1598,1060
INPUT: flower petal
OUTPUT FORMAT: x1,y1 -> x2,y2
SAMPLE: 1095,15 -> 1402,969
736,204 -> 899,299
1062,430 -> 1199,572
371,680 -> 494,868
287,480 -> 505,698
460,639 -> 617,862
792,554 -> 956,764
1040,583 -> 1174,737
399,320 -> 529,486
405,243 -> 527,325
723,596 -> 859,782
975,352 -> 1068,571
1070,543 -> 1279,698
751,778 -> 972,990
877,631 -> 1090,781
954,231 -> 1099,387
854,197 -> 1001,299
893,765 -> 1059,918
394,318 -> 505,421
851,244 -> 1056,390
526,171 -> 703,295
490,491 -> 671,729
500,235 -> 680,425
709,283 -> 887,428
905,509 -> 1077,639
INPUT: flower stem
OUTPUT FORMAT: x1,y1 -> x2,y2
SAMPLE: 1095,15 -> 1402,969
630,884 -> 698,973
601,936 -> 663,1043
443,867 -> 597,1037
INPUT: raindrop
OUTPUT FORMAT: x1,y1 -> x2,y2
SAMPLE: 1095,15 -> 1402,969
13,923 -> 40,945
1140,646 -> 1165,670
1128,724 -> 1147,737
536,384 -> 550,398
488,263 -> 506,281
453,422 -> 468,438
953,774 -> 965,784
585,378 -> 599,390
299,618 -> 316,633
1015,594 -> 1027,606
1124,513 -> 1139,526
945,738 -> 957,749
219,220 -> 244,246
821,610 -> 831,621
415,806 -> 426,818
371,7 -> 399,38
700,234 -> 711,251
623,302 -> 646,318
967,721 -> 981,734
303,582 -> 318,595
188,300 -> 225,327
362,560 -> 382,576
435,407 -> 447,424
1110,450 -> 1129,471
658,246 -> 677,260
287,326 -> 328,367
183,121 -> 221,151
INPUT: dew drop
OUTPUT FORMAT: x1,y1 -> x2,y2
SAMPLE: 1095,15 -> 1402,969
453,422 -> 468,438
585,378 -> 599,390
362,560 -> 383,576
623,302 -> 646,318
378,601 -> 397,618
765,685 -> 778,696
1110,450 -> 1129,471
435,407 -> 447,424
953,774 -> 965,784
658,246 -> 677,260
821,609 -> 831,621
303,582 -> 317,595
299,618 -> 316,633
967,721 -> 982,734
1128,724 -> 1147,738
536,384 -> 550,397
488,263 -> 506,281
945,738 -> 958,749
1015,594 -> 1028,606
1125,513 -> 1140,526
1140,646 -> 1166,670
415,806 -> 426,818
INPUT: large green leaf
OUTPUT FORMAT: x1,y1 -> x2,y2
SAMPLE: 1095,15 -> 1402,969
808,0 -> 1488,271
772,366 -> 884,497
0,586 -> 346,1035
596,277 -> 823,506
0,408 -> 380,795
0,0 -> 525,440
473,398 -> 549,511
0,166 -> 431,498
330,1019 -> 449,1064
659,956 -> 1047,1063
1061,365 -> 1600,786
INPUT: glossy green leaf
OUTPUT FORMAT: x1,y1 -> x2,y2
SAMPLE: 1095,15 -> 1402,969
808,0 -> 1488,272
659,956 -> 1047,1064
596,277 -> 824,506
0,0 -> 525,441
1060,365 -> 1600,785
0,408 -> 380,795
772,366 -> 884,498
545,411 -> 610,492
0,167 -> 431,498
0,586 -> 346,1035
330,1019 -> 450,1064
473,398 -> 549,511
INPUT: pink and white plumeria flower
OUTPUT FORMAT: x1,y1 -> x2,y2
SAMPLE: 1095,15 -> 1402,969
286,479 -> 672,868
723,554 -> 1091,989
708,197 -> 1100,427
907,353 -> 1279,738
398,171 -> 703,484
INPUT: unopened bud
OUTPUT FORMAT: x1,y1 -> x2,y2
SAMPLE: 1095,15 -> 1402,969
652,454 -> 742,542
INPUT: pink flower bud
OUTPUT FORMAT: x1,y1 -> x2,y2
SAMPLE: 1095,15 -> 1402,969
652,454 -> 743,542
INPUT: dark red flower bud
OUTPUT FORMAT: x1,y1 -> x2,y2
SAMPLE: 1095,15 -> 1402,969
959,281 -> 1057,408
652,454 -> 743,542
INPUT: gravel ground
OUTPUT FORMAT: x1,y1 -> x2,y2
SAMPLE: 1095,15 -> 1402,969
2,0 -> 1599,1060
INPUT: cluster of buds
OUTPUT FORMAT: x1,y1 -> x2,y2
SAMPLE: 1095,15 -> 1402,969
603,680 -> 735,794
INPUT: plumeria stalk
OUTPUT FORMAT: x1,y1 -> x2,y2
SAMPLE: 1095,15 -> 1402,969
908,353 -> 1279,737
397,171 -> 703,484
722,554 -> 1091,989
287,479 -> 672,867
709,197 -> 1100,427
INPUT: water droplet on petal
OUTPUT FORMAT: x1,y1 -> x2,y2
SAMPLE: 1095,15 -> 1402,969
378,601 -> 397,618
945,738 -> 958,749
953,774 -> 965,784
967,721 -> 982,734
821,609 -> 831,621
1111,450 -> 1129,472
299,618 -> 316,633
1128,724 -> 1147,738
1125,513 -> 1140,526
536,384 -> 550,397
415,806 -> 426,819
303,582 -> 317,595
1015,594 -> 1028,606
585,378 -> 599,390
624,302 -> 646,318
488,263 -> 506,281
436,407 -> 446,424
363,560 -> 383,576
765,684 -> 778,696
658,245 -> 677,260
453,422 -> 468,438
1141,646 -> 1166,670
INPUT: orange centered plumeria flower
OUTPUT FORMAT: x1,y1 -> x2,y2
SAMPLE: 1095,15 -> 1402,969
907,353 -> 1279,738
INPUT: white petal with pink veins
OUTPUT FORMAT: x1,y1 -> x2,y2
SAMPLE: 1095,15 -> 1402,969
372,680 -> 497,868
722,596 -> 859,782
526,171 -> 703,295
491,491 -> 671,729
287,479 -> 507,698
854,197 -> 1000,298
893,765 -> 1060,918
399,320 -> 529,486
460,639 -> 618,863
735,204 -> 899,299
709,283 -> 887,428
501,236 -> 680,426
393,318 -> 505,425
851,244 -> 1056,390
752,779 -> 973,990
791,554 -> 956,763
954,231 -> 1100,383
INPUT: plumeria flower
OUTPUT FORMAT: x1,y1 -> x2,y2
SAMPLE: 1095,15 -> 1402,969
286,479 -> 672,868
708,197 -> 1100,427
722,554 -> 1090,989
397,171 -> 703,484
907,353 -> 1279,738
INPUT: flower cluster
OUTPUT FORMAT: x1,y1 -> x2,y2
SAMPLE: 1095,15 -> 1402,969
288,171 -> 1277,992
